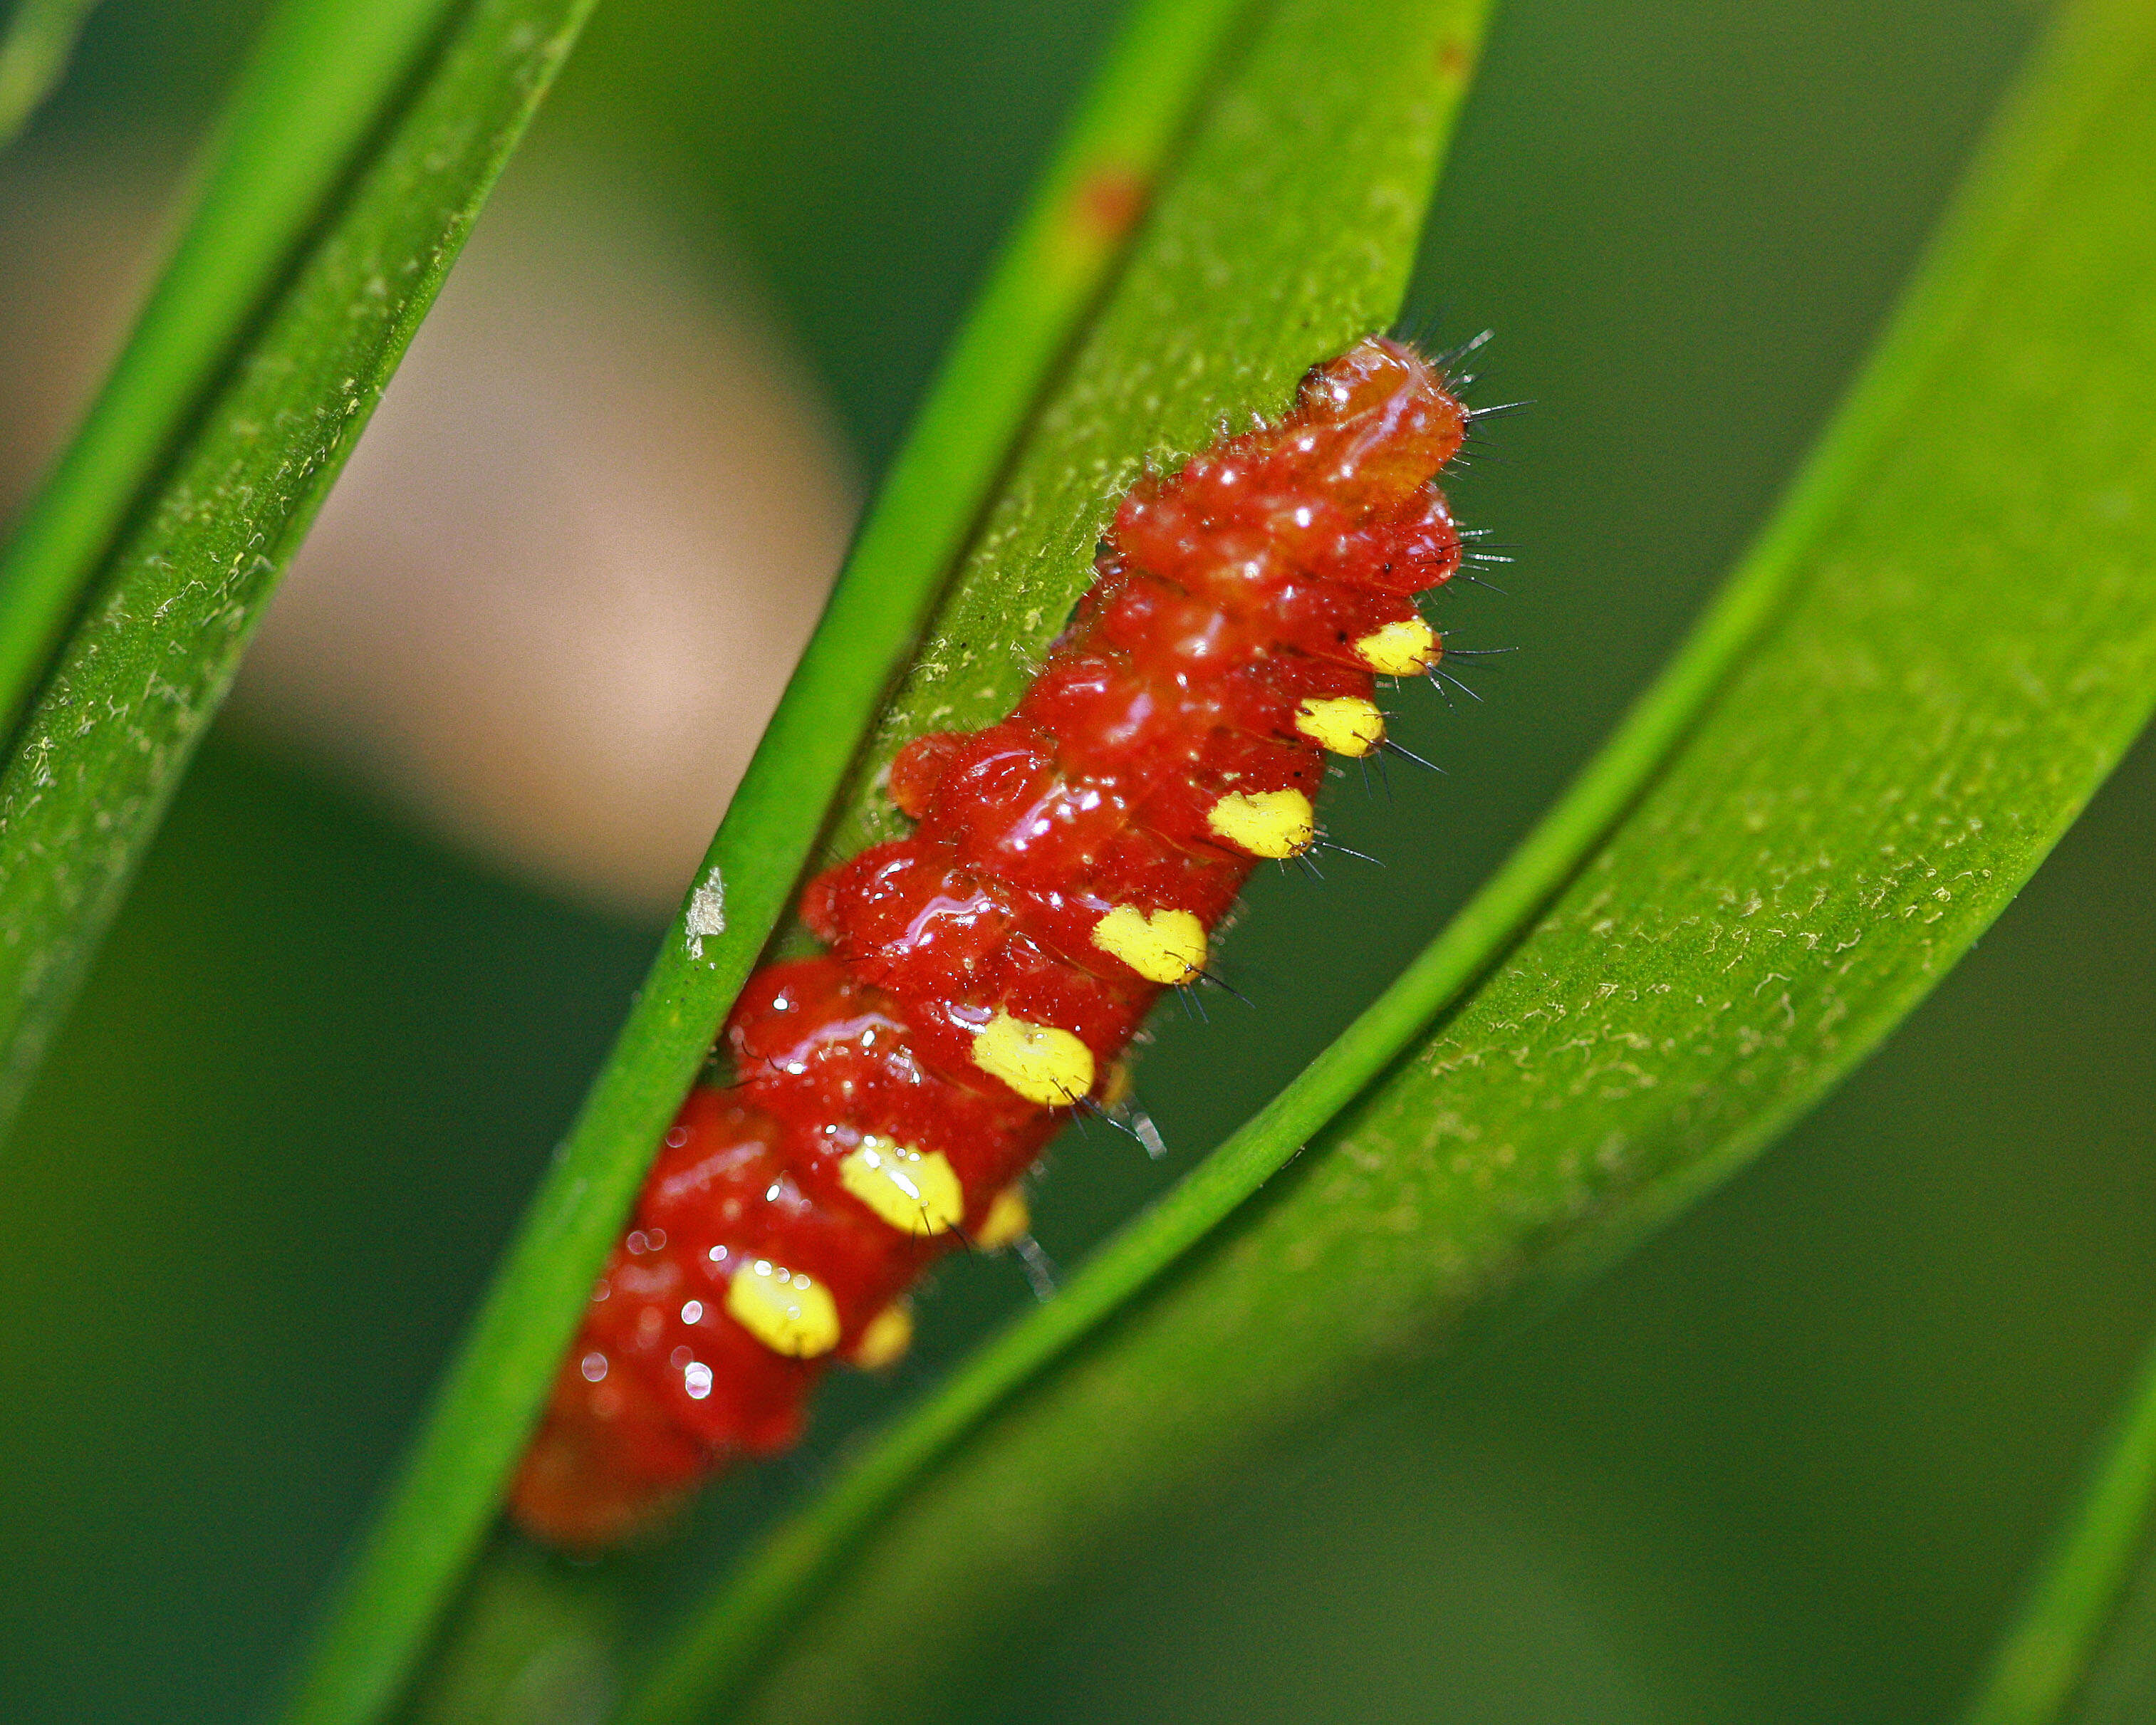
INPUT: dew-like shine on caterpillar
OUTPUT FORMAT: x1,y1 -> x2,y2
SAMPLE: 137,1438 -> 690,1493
511,334 -> 1481,1548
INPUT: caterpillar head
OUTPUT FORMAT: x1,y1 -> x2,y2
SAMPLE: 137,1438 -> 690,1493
1293,335 -> 1468,509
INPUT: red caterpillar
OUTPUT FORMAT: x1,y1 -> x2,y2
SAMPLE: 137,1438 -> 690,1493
511,335 -> 1472,1547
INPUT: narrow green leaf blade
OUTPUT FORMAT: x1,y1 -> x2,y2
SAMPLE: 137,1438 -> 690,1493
0,0 -> 596,1654
0,0 -> 467,721
0,0 -> 603,1130
635,0 -> 2156,1716
1963,1332 -> 2156,1725
0,0 -> 104,147
266,4 -> 1259,1721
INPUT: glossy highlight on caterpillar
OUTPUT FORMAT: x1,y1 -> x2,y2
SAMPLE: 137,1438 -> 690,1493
511,335 -> 1477,1548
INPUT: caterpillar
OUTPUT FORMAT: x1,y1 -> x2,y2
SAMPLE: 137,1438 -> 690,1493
511,334 -> 1477,1548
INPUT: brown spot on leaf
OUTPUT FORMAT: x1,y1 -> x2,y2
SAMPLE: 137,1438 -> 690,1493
1072,167 -> 1150,246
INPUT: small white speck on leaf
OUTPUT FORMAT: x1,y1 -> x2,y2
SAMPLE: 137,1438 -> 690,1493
686,867 -> 727,961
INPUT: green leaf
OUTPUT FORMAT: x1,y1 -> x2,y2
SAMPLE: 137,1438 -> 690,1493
0,0 -> 596,1129
1962,1330 -> 2156,1724
623,0 -> 2156,1717
264,2 -> 1275,1721
0,0 -> 104,147
1,0 -> 475,722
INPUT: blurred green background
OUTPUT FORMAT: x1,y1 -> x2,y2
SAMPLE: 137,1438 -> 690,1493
7,0 -> 2152,1721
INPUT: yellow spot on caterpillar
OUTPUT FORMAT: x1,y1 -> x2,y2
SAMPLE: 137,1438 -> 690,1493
1354,617 -> 1437,675
972,1009 -> 1095,1106
839,1137 -> 965,1236
1092,904 -> 1206,984
848,1302 -> 914,1370
725,1260 -> 840,1358
1206,788 -> 1315,858
1295,694 -> 1385,756
975,1185 -> 1031,1250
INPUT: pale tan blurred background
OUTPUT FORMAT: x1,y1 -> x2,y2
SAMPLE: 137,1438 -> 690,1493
1,155 -> 853,919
